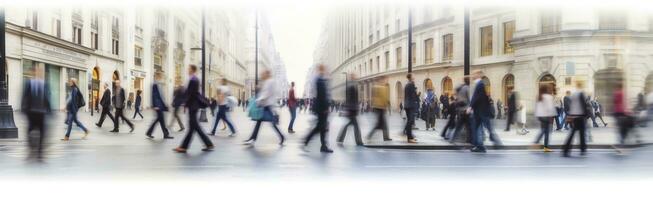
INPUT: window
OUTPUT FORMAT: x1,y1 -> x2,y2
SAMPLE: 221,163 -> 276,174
369,59 -> 373,73
396,47 -> 402,68
376,56 -> 380,72
111,39 -> 119,55
541,10 -> 561,34
480,26 -> 493,57
384,51 -> 390,70
599,10 -> 626,30
503,21 -> 515,54
53,18 -> 61,38
91,32 -> 99,50
410,42 -> 416,65
73,26 -> 82,45
443,34 -> 453,61
424,38 -> 434,64
134,46 -> 143,66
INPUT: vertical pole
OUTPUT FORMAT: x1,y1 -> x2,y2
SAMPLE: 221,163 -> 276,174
254,10 -> 259,94
463,6 -> 470,81
407,7 -> 413,73
0,7 -> 18,138
201,8 -> 206,96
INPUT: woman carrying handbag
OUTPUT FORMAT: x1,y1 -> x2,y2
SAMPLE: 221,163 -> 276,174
244,70 -> 285,145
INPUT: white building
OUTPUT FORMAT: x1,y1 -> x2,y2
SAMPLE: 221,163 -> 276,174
4,6 -> 250,111
314,4 -> 653,113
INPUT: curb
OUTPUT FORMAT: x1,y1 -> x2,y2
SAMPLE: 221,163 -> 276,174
364,143 -> 653,150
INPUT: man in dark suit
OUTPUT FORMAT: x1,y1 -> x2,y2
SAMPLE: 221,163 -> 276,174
336,73 -> 363,146
504,91 -> 517,131
304,64 -> 333,153
146,72 -> 173,139
111,80 -> 134,133
174,65 -> 214,153
468,70 -> 502,152
21,67 -> 51,158
95,83 -> 115,128
403,74 -> 418,143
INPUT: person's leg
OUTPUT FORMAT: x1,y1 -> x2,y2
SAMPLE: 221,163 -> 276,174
179,123 -> 194,149
133,107 -> 138,119
352,117 -> 363,145
175,108 -> 185,130
505,111 -> 513,131
534,118 -> 546,144
269,122 -> 285,144
158,112 -> 170,137
304,117 -> 322,145
483,116 -> 501,145
145,113 -> 159,136
71,113 -> 88,132
563,122 -> 578,156
288,106 -> 297,131
113,109 -> 121,131
121,109 -> 134,128
138,109 -> 144,119
543,118 -> 551,148
220,108 -> 236,133
98,109 -> 107,125
380,110 -> 390,140
318,114 -> 329,148
195,118 -> 213,147
577,118 -> 587,153
248,121 -> 263,141
210,110 -> 222,133
65,113 -> 74,138
406,108 -> 415,140
336,117 -> 352,143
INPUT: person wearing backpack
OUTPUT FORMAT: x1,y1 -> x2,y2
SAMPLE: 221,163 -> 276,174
62,78 -> 88,141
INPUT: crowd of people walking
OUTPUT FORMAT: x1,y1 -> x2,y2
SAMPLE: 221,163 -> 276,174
19,63 -> 650,158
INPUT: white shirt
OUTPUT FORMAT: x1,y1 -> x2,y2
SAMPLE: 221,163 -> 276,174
218,85 -> 231,105
256,78 -> 277,107
535,94 -> 557,117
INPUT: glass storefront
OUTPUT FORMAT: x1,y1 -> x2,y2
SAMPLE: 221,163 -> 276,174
22,59 -> 85,110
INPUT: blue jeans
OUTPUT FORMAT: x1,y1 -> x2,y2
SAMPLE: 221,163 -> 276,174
472,114 -> 502,148
211,105 -> 236,134
65,112 -> 88,137
288,106 -> 297,130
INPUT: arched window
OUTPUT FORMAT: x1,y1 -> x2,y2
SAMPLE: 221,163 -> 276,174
502,74 -> 514,103
441,76 -> 453,97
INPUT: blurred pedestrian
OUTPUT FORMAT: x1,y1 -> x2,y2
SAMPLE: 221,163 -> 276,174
613,83 -> 635,146
174,65 -> 214,153
441,95 -> 457,140
533,85 -> 556,152
336,73 -> 363,146
210,78 -> 237,136
127,92 -> 133,110
287,81 -> 298,133
449,78 -> 471,143
516,101 -> 529,134
402,74 -> 418,143
562,91 -> 572,130
303,64 -> 333,152
169,84 -> 186,132
504,91 -> 517,131
110,80 -> 134,133
441,93 -> 450,119
21,66 -> 51,157
496,98 -> 503,119
590,96 -> 607,127
424,88 -> 437,131
468,70 -> 502,152
244,69 -> 285,145
132,90 -> 144,119
554,93 -> 564,131
95,83 -> 115,128
63,78 -> 89,141
562,81 -> 590,157
366,76 -> 392,142
145,72 -> 173,139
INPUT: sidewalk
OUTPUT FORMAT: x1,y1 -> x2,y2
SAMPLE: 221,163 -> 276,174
357,112 -> 653,150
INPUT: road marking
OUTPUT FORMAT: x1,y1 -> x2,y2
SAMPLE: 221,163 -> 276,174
364,165 -> 587,168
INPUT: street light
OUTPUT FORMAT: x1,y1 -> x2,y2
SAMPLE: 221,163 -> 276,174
0,8 -> 18,138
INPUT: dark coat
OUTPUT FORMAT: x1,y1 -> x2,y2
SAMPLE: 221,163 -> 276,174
403,81 -> 419,109
470,80 -> 492,118
183,76 -> 206,111
21,80 -> 51,114
151,83 -> 168,111
312,76 -> 330,114
113,88 -> 126,109
100,89 -> 112,108
344,81 -> 359,113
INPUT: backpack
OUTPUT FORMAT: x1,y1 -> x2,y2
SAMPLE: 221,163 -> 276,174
76,89 -> 85,109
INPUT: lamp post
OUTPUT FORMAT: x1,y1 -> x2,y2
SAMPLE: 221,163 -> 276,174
407,7 -> 413,73
254,9 -> 259,95
191,8 -> 208,122
0,8 -> 18,138
464,6 -> 470,81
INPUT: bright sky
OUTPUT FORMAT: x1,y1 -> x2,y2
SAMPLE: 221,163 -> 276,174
265,4 -> 325,98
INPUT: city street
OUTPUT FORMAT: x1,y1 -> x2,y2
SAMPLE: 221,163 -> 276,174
1,108 -> 652,181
